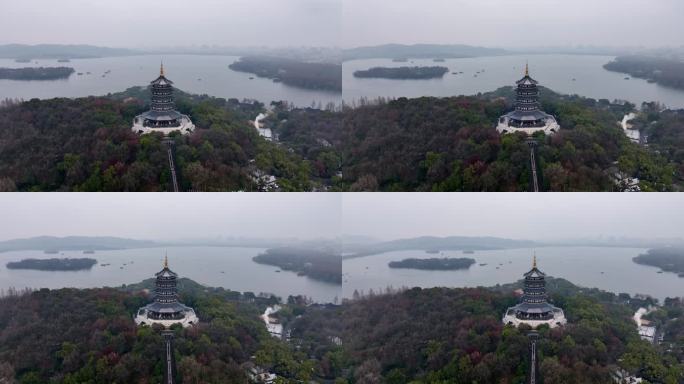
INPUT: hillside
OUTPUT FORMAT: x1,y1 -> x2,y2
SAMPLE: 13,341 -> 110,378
336,88 -> 674,191
340,279 -> 683,384
0,88 -> 313,191
0,280 -> 342,383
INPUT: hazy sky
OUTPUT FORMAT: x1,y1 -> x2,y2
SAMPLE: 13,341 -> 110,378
2,193 -> 682,242
343,0 -> 684,48
0,0 -> 341,47
343,193 -> 684,241
0,193 -> 341,241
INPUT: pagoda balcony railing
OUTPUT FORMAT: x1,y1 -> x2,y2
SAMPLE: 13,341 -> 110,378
515,311 -> 553,321
147,311 -> 186,320
144,120 -> 181,128
155,289 -> 177,294
508,120 -> 546,128
155,298 -> 179,304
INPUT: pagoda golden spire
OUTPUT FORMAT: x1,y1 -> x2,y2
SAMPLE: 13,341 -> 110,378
525,61 -> 529,76
160,61 -> 165,77
164,252 -> 168,268
532,251 -> 537,268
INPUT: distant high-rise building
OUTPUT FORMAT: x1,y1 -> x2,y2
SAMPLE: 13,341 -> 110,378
134,255 -> 198,328
502,254 -> 567,328
131,63 -> 195,135
496,64 -> 560,135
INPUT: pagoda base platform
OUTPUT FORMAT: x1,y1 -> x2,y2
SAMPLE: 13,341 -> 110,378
502,307 -> 567,329
134,306 -> 198,328
496,115 -> 560,136
132,115 -> 195,136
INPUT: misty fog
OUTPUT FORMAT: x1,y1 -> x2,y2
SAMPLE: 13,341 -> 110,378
0,193 -> 342,241
342,193 -> 684,241
0,0 -> 341,48
343,0 -> 684,48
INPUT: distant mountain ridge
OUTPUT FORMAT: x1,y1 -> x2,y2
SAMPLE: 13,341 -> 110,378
343,44 -> 508,61
0,44 -> 140,59
0,235 -> 337,253
344,236 -> 537,258
0,236 -> 159,252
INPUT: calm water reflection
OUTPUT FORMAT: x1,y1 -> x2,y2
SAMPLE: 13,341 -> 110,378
343,247 -> 682,302
0,246 -> 341,303
0,55 -> 341,108
344,54 -> 684,109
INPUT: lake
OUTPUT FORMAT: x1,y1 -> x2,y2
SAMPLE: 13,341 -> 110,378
0,246 -> 341,303
343,54 -> 684,109
0,55 -> 341,108
342,247 -> 684,302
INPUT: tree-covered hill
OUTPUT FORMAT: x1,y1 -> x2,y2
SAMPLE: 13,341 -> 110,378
336,88 -> 675,191
0,281 -> 342,384
340,280 -> 684,384
2,86 -> 680,192
0,88 -> 312,191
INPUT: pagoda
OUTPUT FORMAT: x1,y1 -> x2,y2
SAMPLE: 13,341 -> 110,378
496,63 -> 560,135
134,255 -> 198,328
502,254 -> 567,329
131,63 -> 195,135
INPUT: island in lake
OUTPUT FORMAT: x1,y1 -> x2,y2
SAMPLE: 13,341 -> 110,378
388,257 -> 475,270
252,247 -> 342,284
633,248 -> 684,277
6,257 -> 97,271
604,55 -> 684,90
353,66 -> 449,79
0,66 -> 75,80
228,56 -> 341,92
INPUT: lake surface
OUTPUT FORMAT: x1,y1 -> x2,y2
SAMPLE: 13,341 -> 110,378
0,55 -> 341,108
0,246 -> 341,303
344,54 -> 684,109
343,247 -> 683,302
